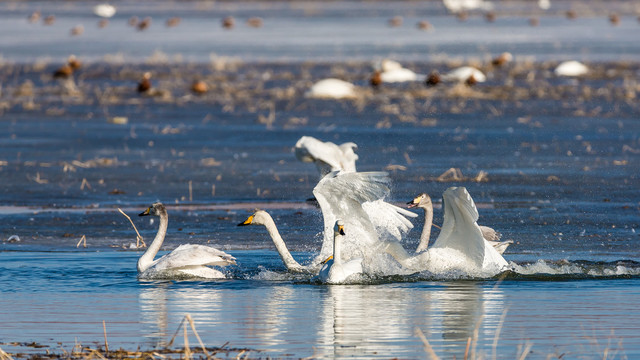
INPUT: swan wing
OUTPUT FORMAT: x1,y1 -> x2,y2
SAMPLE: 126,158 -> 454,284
362,200 -> 417,241
152,244 -> 236,271
312,171 -> 391,260
295,136 -> 358,175
431,187 -> 485,268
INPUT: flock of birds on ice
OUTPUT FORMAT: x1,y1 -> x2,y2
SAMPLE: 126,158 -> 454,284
136,135 -> 514,284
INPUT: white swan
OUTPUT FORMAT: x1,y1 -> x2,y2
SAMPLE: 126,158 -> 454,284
237,210 -> 311,273
313,171 -> 417,264
305,79 -> 357,99
443,0 -> 493,13
137,203 -> 236,279
385,187 -> 509,276
407,193 -> 512,255
317,220 -> 363,284
554,60 -> 588,77
294,136 -> 358,176
441,66 -> 487,83
371,59 -> 423,85
93,4 -> 116,18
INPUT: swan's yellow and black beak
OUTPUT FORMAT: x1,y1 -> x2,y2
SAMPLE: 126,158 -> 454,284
407,196 -> 420,208
321,255 -> 333,264
139,207 -> 151,217
338,224 -> 345,236
237,215 -> 254,226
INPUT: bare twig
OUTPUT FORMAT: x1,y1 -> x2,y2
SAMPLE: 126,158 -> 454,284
493,307 -> 509,360
103,320 -> 109,353
118,208 -> 146,248
0,345 -> 15,360
81,178 -> 91,190
415,327 -> 440,360
76,235 -> 87,248
189,180 -> 193,202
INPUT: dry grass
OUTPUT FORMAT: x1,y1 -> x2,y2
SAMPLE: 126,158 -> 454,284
0,314 -> 253,360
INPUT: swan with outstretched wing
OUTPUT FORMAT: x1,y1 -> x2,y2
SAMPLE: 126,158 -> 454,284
386,187 -> 509,276
294,136 -> 358,176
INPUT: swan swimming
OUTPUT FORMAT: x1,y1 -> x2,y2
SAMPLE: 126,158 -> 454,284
294,136 -> 358,176
238,209 -> 311,273
407,192 -> 512,255
137,203 -> 236,279
441,66 -> 487,83
93,4 -> 116,18
371,59 -> 423,86
554,60 -> 588,77
317,220 -> 363,284
305,79 -> 357,99
385,187 -> 509,276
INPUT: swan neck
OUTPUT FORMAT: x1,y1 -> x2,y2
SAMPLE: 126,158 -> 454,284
263,215 -> 303,271
416,204 -> 433,253
333,233 -> 342,264
138,211 -> 168,273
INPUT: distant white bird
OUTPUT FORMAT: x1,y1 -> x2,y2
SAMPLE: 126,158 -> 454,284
305,78 -> 357,99
137,203 -> 236,279
93,4 -> 116,18
538,0 -> 551,10
443,0 -> 493,13
317,220 -> 363,284
441,66 -> 487,83
371,59 -> 423,85
294,136 -> 358,176
554,60 -> 588,77
385,187 -> 509,276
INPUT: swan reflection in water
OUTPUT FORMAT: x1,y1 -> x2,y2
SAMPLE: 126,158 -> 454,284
137,281 -> 505,358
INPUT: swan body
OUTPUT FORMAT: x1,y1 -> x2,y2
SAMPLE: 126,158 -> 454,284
442,66 -> 486,83
137,203 -> 236,279
387,187 -> 509,276
443,0 -> 493,13
305,79 -> 356,99
317,220 -> 363,284
93,4 -> 116,18
371,60 -> 423,85
554,61 -> 588,77
238,210 -> 311,273
294,136 -> 358,176
407,192 -> 512,255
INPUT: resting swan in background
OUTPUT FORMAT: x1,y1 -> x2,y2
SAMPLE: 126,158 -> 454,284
385,187 -> 509,275
317,220 -> 363,284
137,203 -> 236,279
407,193 -> 512,254
238,210 -> 311,273
294,136 -> 358,176
305,78 -> 357,99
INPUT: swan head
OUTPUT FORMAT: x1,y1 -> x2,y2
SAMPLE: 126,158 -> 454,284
334,220 -> 346,236
407,193 -> 432,209
237,209 -> 271,226
139,202 -> 166,217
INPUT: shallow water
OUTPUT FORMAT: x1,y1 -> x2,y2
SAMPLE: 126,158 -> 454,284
1,0 -> 640,359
